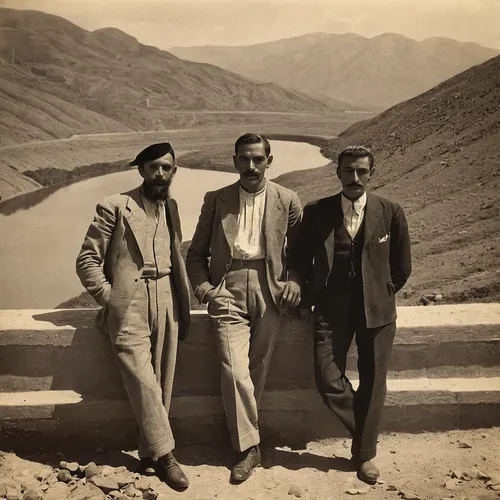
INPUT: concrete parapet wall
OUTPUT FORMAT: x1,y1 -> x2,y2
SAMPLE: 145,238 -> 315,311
0,304 -> 499,451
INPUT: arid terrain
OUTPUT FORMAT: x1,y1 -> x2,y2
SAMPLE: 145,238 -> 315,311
277,55 -> 500,304
1,429 -> 500,500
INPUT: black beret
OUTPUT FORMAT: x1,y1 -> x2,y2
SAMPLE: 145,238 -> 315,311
129,142 -> 175,166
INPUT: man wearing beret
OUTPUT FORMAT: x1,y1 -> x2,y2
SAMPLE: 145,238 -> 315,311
76,143 -> 191,490
186,133 -> 302,483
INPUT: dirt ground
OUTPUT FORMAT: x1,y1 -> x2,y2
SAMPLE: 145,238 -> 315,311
1,428 -> 499,500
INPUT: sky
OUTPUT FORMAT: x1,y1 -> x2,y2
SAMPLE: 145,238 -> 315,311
1,0 -> 499,50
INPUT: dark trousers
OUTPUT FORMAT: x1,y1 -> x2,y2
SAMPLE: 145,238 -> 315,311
314,289 -> 396,461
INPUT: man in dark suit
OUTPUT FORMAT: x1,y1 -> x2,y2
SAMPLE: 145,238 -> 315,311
186,133 -> 302,482
289,145 -> 411,484
76,143 -> 191,490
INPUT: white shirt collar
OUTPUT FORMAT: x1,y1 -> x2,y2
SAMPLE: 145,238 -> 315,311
341,192 -> 367,216
239,182 -> 267,198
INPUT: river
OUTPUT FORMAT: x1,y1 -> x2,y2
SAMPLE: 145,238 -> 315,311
0,140 -> 329,309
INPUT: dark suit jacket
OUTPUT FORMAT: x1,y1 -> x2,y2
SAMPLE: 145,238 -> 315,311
186,180 -> 302,305
288,192 -> 411,328
76,186 -> 191,340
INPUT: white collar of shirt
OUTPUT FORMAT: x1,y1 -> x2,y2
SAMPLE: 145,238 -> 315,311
239,182 -> 267,199
341,192 -> 367,216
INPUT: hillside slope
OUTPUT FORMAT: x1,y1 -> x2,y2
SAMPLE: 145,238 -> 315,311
170,33 -> 499,110
277,55 -> 500,303
0,8 -> 338,149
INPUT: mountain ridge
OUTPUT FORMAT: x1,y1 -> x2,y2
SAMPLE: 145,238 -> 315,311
170,32 -> 499,110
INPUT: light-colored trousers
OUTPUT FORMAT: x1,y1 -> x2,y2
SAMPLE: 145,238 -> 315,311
208,259 -> 281,452
110,274 -> 178,459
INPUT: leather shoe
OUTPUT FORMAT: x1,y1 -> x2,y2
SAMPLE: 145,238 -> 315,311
355,460 -> 380,484
230,445 -> 261,483
157,452 -> 189,490
137,457 -> 156,476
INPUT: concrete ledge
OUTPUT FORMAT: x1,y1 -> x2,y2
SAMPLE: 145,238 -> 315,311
1,378 -> 500,452
1,306 -> 499,394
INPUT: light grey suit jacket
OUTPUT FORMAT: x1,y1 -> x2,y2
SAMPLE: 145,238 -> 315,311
76,186 -> 191,339
186,180 -> 302,305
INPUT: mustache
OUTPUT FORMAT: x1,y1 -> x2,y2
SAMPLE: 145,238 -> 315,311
347,183 -> 362,187
243,170 -> 259,177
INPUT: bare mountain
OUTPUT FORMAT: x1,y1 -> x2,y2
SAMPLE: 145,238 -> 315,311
0,8 -> 340,148
170,32 -> 499,110
277,55 -> 500,303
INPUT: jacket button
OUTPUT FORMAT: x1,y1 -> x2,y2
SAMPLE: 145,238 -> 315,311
134,278 -> 138,282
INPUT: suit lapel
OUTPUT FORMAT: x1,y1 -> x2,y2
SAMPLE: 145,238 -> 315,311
219,182 -> 240,255
166,198 -> 181,248
363,193 -> 383,249
124,187 -> 147,259
324,194 -> 343,280
263,182 -> 283,252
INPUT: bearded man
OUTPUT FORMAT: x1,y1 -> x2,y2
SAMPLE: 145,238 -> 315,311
76,143 -> 191,490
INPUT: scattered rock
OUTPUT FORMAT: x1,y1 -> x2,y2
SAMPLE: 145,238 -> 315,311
113,467 -> 127,475
113,475 -> 134,489
387,484 -> 399,492
288,484 -> 304,497
142,489 -> 157,500
390,450 -> 397,454
88,477 -> 119,495
109,493 -> 122,499
61,463 -> 79,474
445,478 -> 460,490
35,471 -> 52,483
100,467 -> 115,478
6,487 -> 22,500
458,441 -> 472,449
345,487 -> 370,495
133,479 -> 151,493
23,491 -> 41,500
57,471 -> 73,484
398,488 -> 421,500
121,486 -> 141,498
419,296 -> 431,306
68,482 -> 106,500
83,464 -> 100,480
42,482 -> 71,500
377,479 -> 386,485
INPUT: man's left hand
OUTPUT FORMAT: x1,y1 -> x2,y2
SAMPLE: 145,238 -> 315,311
279,280 -> 301,309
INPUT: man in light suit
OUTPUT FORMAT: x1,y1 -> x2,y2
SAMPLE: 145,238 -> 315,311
289,146 -> 411,484
76,143 -> 191,490
186,133 -> 302,482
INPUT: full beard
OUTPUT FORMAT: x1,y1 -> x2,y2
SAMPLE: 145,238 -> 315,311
142,180 -> 171,201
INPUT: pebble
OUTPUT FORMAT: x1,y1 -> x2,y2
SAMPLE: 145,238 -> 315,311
288,484 -> 304,498
23,491 -> 41,500
142,489 -> 157,500
387,484 -> 399,492
445,478 -> 459,490
35,471 -> 52,483
122,485 -> 142,498
345,487 -> 370,495
6,487 -> 21,500
84,464 -> 101,480
88,477 -> 119,494
398,488 -> 421,500
458,441 -> 472,449
134,479 -> 151,492
101,467 -> 116,478
68,483 -> 106,500
113,475 -> 134,489
57,471 -> 73,484
109,492 -> 122,499
42,482 -> 71,500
